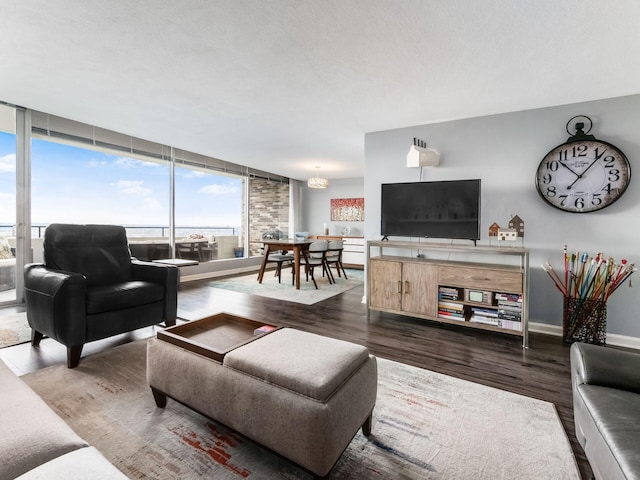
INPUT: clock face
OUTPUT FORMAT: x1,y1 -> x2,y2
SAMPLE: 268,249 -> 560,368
535,139 -> 631,213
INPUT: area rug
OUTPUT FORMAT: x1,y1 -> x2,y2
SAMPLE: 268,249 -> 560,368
0,312 -> 31,349
207,268 -> 364,305
22,339 -> 580,479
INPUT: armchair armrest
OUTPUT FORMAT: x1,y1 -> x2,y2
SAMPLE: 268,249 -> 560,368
131,260 -> 178,326
23,263 -> 87,346
571,342 -> 640,394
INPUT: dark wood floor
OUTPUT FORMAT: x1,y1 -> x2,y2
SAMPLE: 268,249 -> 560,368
0,275 -> 592,479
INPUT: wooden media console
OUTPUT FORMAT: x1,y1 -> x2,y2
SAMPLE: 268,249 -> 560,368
366,241 -> 530,347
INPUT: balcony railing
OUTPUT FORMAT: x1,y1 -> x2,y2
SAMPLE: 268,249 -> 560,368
0,224 -> 237,239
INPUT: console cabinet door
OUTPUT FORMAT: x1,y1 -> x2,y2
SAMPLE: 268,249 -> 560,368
401,262 -> 438,316
370,259 -> 402,311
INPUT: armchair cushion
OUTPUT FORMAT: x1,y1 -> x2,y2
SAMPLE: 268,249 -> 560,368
44,224 -> 132,286
86,281 -> 165,314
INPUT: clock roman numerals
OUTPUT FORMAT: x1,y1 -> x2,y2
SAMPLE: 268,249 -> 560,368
536,139 -> 631,213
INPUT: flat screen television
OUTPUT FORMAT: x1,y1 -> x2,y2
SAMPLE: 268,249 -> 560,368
381,179 -> 481,240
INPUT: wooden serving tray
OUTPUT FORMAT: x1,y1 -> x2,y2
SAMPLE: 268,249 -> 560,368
157,312 -> 280,362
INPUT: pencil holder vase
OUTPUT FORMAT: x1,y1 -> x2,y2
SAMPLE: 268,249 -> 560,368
562,297 -> 607,345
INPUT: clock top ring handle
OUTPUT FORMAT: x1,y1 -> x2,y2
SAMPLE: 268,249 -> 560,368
566,115 -> 593,137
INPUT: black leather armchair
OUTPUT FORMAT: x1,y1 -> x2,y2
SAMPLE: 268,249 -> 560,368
24,224 -> 178,368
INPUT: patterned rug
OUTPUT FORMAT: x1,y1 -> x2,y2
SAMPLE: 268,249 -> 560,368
207,268 -> 364,305
0,312 -> 31,349
22,339 -> 580,479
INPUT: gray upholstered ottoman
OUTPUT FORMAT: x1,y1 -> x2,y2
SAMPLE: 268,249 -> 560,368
147,328 -> 377,478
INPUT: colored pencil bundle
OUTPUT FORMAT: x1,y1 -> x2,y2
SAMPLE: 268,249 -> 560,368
542,246 -> 636,302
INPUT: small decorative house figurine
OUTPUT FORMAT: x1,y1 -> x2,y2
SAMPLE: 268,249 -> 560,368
488,223 -> 500,237
508,214 -> 525,238
498,229 -> 518,242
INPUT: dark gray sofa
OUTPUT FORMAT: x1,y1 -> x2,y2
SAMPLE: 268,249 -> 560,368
570,342 -> 640,479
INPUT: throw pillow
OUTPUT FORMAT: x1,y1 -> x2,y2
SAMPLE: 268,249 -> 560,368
0,237 -> 13,259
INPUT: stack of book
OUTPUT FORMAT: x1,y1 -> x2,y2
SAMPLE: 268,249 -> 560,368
438,286 -> 460,301
438,286 -> 465,321
437,301 -> 465,321
495,292 -> 523,331
470,307 -> 499,326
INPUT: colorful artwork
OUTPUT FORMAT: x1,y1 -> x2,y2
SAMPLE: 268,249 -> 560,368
330,198 -> 364,221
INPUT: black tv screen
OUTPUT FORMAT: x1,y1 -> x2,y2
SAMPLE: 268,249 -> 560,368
381,179 -> 481,240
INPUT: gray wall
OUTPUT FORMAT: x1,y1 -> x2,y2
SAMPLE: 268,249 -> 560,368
301,177 -> 365,236
364,94 -> 640,336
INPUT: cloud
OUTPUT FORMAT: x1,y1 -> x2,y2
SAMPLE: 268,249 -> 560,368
87,159 -> 108,167
113,157 -> 159,169
0,154 -> 16,173
178,169 -> 206,179
199,184 -> 240,195
112,180 -> 152,196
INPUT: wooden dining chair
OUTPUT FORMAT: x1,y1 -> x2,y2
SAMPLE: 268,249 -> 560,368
265,250 -> 295,284
302,240 -> 332,289
325,240 -> 347,280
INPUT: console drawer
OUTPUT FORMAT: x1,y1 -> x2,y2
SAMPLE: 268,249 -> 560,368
438,265 -> 522,292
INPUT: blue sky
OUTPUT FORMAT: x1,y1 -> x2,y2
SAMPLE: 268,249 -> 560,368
0,132 -> 242,229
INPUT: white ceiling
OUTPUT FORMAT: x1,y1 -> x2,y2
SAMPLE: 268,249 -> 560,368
2,1 -> 640,181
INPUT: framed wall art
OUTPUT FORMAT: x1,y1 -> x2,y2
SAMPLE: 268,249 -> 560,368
330,197 -> 364,221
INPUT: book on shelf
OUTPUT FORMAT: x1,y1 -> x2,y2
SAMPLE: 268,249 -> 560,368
438,286 -> 461,301
497,301 -> 523,310
497,319 -> 522,331
438,311 -> 465,321
438,300 -> 464,311
438,304 -> 464,314
471,307 -> 498,317
470,316 -> 499,326
498,309 -> 522,321
495,292 -> 523,303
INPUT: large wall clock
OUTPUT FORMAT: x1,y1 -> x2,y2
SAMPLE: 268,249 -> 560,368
535,115 -> 631,213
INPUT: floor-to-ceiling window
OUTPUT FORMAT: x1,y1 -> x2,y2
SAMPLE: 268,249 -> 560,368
174,160 -> 244,261
2,107 -> 291,306
0,105 -> 17,304
31,139 -> 171,247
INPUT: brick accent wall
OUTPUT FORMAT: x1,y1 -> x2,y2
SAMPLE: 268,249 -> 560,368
248,178 -> 289,256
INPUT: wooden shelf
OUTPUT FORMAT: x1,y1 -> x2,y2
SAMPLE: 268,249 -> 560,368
367,241 -> 530,347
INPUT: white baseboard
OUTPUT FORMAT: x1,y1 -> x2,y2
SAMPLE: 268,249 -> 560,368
529,321 -> 640,350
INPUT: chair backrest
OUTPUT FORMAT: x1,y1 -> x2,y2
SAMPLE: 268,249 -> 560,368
308,240 -> 328,259
327,240 -> 343,250
44,224 -> 133,286
327,240 -> 343,258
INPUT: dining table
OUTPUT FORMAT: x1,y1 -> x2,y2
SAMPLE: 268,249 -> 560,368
257,239 -> 314,289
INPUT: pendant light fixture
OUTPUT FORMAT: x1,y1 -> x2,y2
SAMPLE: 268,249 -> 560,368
307,166 -> 329,189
